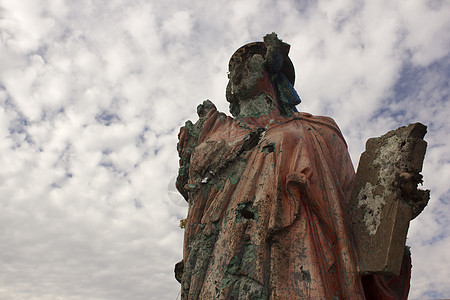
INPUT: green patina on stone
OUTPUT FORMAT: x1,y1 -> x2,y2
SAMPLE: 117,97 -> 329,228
213,219 -> 220,231
187,183 -> 197,189
213,180 -> 225,191
201,183 -> 210,199
225,255 -> 240,275
219,242 -> 265,299
241,243 -> 256,273
229,169 -> 241,185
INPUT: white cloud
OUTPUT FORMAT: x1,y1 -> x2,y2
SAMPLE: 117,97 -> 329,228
162,11 -> 193,38
0,1 -> 55,52
398,0 -> 450,66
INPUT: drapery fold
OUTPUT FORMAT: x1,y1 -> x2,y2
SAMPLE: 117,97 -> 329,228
178,102 -> 366,299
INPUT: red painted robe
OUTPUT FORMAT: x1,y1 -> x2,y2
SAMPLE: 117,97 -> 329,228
177,100 -> 366,299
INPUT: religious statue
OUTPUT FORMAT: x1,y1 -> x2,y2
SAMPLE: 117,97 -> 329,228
175,33 -> 428,299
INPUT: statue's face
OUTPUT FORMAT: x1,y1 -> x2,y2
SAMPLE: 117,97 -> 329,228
226,54 -> 277,119
227,54 -> 265,100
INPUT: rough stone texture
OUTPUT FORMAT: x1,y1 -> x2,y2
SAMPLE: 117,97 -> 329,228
177,100 -> 361,299
176,33 -> 415,300
349,123 -> 429,275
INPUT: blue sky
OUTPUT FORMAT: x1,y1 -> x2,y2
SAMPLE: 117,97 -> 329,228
0,0 -> 449,299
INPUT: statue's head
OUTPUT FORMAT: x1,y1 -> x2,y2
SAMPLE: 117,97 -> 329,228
226,33 -> 300,118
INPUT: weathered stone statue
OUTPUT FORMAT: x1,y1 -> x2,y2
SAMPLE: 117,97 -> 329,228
175,33 -> 428,299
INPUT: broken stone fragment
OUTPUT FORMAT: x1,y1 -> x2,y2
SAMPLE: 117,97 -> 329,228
174,260 -> 184,284
349,123 -> 430,275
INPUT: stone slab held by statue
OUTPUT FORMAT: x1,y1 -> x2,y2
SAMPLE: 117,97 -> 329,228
350,123 -> 429,275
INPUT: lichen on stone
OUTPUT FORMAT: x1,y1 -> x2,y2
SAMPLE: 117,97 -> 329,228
357,182 -> 385,236
373,135 -> 403,190
357,134 -> 405,236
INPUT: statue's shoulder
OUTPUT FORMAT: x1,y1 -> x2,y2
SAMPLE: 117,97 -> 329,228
289,112 -> 347,145
294,112 -> 340,130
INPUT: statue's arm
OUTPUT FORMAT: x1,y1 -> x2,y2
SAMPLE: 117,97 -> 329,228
176,100 -> 222,200
176,121 -> 198,201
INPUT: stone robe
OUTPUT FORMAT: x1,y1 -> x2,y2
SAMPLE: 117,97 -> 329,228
177,101 -> 365,299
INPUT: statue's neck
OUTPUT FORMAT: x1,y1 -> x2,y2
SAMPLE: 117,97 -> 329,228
235,69 -> 284,126
237,96 -> 285,128
238,93 -> 276,118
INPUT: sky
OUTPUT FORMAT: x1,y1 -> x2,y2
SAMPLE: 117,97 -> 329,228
0,0 -> 449,299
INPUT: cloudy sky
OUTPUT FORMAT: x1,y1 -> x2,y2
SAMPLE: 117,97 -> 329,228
0,0 -> 449,299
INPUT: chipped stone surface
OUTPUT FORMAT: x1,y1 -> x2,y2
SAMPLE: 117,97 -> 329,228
176,99 -> 365,299
350,123 -> 429,275
357,182 -> 385,236
175,33 -> 415,299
